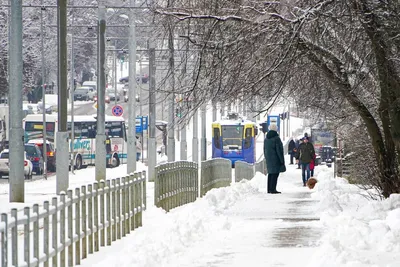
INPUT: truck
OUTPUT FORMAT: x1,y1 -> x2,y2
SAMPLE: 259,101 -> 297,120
310,127 -> 335,163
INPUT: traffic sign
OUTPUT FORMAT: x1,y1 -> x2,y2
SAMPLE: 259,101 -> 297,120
92,102 -> 98,110
112,105 -> 124,117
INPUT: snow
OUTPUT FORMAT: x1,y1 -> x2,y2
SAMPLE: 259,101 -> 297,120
2,107 -> 400,266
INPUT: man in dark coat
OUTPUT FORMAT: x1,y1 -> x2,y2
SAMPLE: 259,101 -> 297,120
295,136 -> 315,186
264,124 -> 285,194
288,138 -> 296,164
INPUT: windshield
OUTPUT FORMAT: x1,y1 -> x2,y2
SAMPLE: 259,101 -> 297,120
25,145 -> 38,156
0,152 -> 9,159
75,89 -> 88,94
222,125 -> 243,148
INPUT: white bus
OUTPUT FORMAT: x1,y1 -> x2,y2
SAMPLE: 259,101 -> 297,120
23,114 -> 128,169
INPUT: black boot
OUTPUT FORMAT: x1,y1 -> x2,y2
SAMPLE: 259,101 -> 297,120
270,174 -> 281,194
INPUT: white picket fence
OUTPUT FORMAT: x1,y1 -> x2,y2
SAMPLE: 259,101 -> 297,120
0,171 -> 146,267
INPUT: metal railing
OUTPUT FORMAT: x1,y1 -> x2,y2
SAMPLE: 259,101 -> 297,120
200,158 -> 232,197
154,161 -> 198,212
255,158 -> 267,175
0,171 -> 146,267
234,160 -> 255,182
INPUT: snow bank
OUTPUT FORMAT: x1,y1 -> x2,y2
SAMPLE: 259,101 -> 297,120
307,169 -> 400,267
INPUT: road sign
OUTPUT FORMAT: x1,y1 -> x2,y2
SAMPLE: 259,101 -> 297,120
92,102 -> 98,110
112,105 -> 124,117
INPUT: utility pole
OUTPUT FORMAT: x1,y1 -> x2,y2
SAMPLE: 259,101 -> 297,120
212,101 -> 217,121
41,0 -> 48,179
70,34 -> 75,174
148,40 -> 156,181
201,103 -> 207,161
113,41 -> 117,99
127,0 -> 137,173
192,108 -> 199,164
167,23 -> 175,162
96,1 -> 107,181
9,0 -> 24,202
56,0 -> 69,194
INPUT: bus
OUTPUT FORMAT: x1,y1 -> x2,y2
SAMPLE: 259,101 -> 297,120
23,114 -> 127,169
211,119 -> 258,167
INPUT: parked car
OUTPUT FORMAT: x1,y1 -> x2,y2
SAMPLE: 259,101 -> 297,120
86,87 -> 97,101
0,149 -> 33,179
119,74 -> 149,84
27,139 -> 56,172
124,94 -> 139,103
105,89 -> 120,103
74,87 -> 90,101
24,143 -> 44,175
82,81 -> 97,92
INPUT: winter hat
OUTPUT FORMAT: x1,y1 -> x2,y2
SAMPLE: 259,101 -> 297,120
269,124 -> 278,131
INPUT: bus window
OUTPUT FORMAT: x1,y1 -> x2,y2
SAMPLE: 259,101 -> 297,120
106,121 -> 123,138
213,128 -> 221,149
244,128 -> 252,149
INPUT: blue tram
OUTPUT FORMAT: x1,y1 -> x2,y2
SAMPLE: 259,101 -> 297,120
211,119 -> 258,167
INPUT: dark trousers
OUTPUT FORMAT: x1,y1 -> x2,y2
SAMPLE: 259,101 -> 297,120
301,163 -> 311,184
268,173 -> 280,193
290,152 -> 295,164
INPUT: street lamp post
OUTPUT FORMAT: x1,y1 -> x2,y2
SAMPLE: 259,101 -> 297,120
41,0 -> 48,179
127,0 -> 137,173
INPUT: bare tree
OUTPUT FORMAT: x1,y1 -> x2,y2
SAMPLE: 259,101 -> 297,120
153,0 -> 400,197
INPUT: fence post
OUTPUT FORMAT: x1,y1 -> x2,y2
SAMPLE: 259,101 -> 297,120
33,204 -> 39,265
1,213 -> 8,267
93,182 -> 99,252
67,190 -> 73,267
112,179 -> 117,241
130,177 -> 136,231
100,180 -> 105,247
116,178 -> 121,239
142,171 -> 147,211
51,197 -> 58,267
11,209 -> 17,266
24,207 -> 30,267
81,186 -> 87,259
59,193 -> 66,267
125,175 -> 130,234
106,180 -> 112,245
87,185 -> 93,254
43,201 -> 50,266
75,188 -> 81,265
121,177 -> 126,237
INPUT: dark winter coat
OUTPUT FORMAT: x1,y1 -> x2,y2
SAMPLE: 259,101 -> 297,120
288,139 -> 296,154
295,142 -> 315,164
264,130 -> 285,174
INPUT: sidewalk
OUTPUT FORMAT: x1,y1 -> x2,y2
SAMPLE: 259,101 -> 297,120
78,157 -> 331,267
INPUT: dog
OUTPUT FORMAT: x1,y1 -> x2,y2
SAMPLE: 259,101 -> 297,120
306,177 -> 318,189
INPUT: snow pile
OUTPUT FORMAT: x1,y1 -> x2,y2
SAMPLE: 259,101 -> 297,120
80,177 -> 262,267
308,172 -> 400,267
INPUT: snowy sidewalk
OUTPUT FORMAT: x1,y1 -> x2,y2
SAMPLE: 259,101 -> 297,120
79,160 -> 330,267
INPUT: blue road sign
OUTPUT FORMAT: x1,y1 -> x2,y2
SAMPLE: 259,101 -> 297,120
112,105 -> 124,117
267,115 -> 281,132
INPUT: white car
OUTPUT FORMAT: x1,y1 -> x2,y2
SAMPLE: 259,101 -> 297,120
0,149 -> 33,179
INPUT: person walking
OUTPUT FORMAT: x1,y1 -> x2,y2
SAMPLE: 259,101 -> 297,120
264,124 -> 285,194
295,136 -> 315,186
288,138 -> 296,165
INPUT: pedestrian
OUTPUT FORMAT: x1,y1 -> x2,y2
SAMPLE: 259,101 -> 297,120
296,138 -> 302,169
288,137 -> 296,165
264,124 -> 285,194
310,153 -> 316,177
295,136 -> 315,186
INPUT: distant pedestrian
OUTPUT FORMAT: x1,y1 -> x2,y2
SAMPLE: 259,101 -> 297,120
288,138 -> 296,165
295,136 -> 315,186
264,124 -> 285,194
